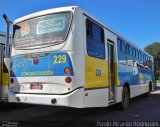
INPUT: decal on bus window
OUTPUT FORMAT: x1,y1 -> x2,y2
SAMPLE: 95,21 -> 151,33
37,17 -> 65,34
20,22 -> 30,37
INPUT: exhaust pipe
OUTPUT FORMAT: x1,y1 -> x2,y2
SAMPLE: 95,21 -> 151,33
3,14 -> 12,58
3,14 -> 12,73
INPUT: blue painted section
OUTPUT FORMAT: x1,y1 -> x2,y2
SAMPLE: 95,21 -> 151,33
11,52 -> 73,77
118,64 -> 153,86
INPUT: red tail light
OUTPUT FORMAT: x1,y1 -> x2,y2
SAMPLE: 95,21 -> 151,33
33,58 -> 39,65
65,77 -> 72,83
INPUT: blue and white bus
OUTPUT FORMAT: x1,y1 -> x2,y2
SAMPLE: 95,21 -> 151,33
6,6 -> 155,109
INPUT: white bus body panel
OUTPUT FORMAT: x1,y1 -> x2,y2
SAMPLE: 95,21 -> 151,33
9,88 -> 84,108
84,88 -> 109,107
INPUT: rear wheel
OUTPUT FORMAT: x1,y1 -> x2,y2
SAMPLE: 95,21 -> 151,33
144,82 -> 152,97
121,86 -> 130,110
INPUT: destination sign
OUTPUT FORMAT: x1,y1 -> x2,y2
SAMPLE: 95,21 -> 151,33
37,17 -> 65,34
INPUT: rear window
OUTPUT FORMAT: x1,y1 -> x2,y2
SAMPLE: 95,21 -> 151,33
13,12 -> 72,48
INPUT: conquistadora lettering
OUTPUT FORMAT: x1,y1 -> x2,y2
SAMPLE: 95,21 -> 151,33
21,71 -> 54,76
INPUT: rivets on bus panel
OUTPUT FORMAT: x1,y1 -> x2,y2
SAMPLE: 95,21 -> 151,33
33,58 -> 39,65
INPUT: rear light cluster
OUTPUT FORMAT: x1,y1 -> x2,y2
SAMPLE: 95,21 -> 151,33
10,70 -> 15,84
65,77 -> 72,83
64,68 -> 71,74
64,68 -> 72,83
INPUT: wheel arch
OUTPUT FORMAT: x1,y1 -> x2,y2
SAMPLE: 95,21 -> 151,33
149,81 -> 152,91
123,82 -> 130,98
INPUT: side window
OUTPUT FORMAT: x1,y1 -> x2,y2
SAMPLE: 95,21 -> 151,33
118,39 -> 122,51
149,57 -> 152,70
133,48 -> 136,59
129,46 -> 133,57
86,19 -> 105,59
117,38 -> 127,64
86,19 -> 92,37
128,45 -> 133,65
144,54 -> 149,69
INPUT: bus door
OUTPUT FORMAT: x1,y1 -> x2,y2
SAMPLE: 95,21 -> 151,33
107,40 -> 115,101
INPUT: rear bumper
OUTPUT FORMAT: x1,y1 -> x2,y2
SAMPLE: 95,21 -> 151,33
8,88 -> 84,108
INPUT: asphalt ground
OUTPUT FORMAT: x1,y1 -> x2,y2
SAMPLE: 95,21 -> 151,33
1,88 -> 160,127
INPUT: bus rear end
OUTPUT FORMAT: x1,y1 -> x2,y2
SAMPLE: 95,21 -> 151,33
9,7 -> 84,108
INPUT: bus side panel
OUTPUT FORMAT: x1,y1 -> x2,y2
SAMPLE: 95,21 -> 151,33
118,63 -> 152,98
84,56 -> 108,107
85,56 -> 109,89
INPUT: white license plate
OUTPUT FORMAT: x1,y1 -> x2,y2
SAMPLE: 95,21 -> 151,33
30,83 -> 43,90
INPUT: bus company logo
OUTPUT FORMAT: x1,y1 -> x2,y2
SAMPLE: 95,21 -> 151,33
20,22 -> 30,37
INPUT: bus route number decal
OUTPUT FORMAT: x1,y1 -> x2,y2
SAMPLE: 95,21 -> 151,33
54,55 -> 66,64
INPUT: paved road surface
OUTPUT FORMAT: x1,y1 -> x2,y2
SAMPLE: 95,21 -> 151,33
1,90 -> 160,127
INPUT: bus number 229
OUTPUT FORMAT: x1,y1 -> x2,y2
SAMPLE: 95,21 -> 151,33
54,55 -> 66,64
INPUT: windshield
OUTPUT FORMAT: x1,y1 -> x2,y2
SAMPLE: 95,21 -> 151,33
13,12 -> 72,48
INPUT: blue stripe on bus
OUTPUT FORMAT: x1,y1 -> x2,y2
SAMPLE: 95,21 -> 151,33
118,64 -> 152,86
11,52 -> 73,77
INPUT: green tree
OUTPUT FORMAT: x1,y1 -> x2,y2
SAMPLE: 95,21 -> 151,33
144,42 -> 160,57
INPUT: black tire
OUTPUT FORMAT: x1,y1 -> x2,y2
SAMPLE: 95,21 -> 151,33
121,86 -> 130,110
144,83 -> 152,97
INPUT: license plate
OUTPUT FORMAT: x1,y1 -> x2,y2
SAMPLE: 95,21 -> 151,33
30,83 -> 43,90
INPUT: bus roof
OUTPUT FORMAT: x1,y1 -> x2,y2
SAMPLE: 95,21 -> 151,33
14,6 -> 78,24
13,6 -> 153,58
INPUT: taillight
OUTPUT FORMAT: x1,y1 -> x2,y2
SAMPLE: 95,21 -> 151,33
33,58 -> 39,65
65,77 -> 72,83
64,68 -> 71,74
10,70 -> 14,76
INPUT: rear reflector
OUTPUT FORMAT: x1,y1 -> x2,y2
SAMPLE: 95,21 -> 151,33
65,77 -> 72,83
